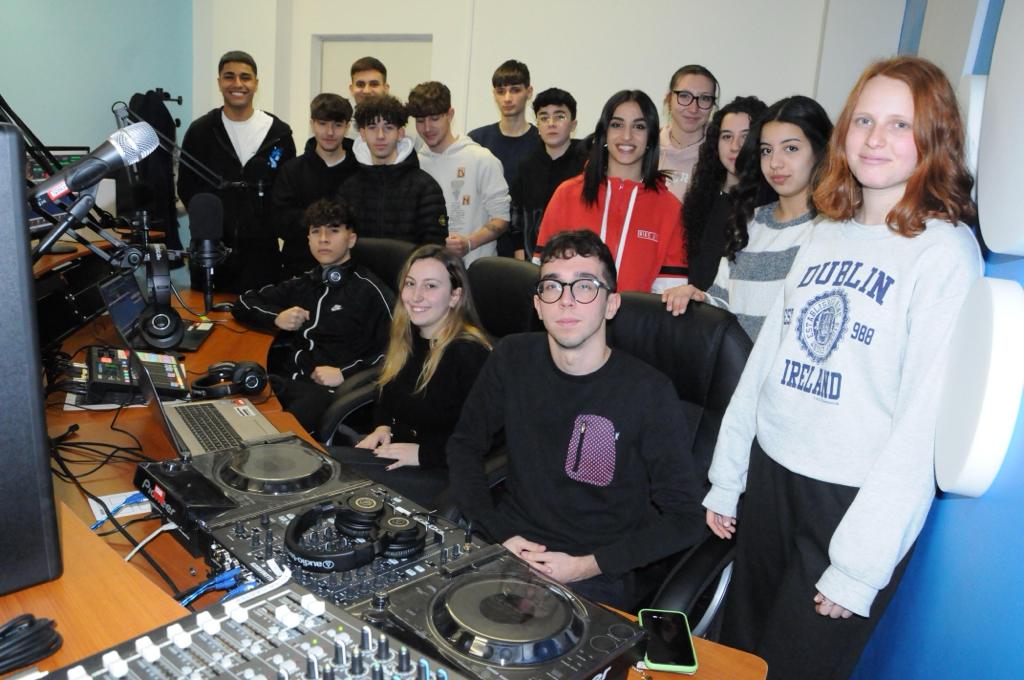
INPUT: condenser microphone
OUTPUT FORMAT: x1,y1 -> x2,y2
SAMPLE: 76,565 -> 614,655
112,102 -> 143,188
30,122 -> 158,205
187,193 -> 228,314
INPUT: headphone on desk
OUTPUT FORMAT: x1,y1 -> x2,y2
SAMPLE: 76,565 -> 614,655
139,244 -> 184,349
190,361 -> 268,400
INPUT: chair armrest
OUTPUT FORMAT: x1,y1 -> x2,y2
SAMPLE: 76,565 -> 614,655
434,450 -> 509,523
316,372 -> 381,444
651,533 -> 735,616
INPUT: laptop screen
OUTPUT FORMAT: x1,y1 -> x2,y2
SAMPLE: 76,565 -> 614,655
126,348 -> 190,459
98,272 -> 147,338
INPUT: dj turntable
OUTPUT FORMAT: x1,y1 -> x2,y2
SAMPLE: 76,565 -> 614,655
207,485 -> 488,607
349,544 -> 644,680
134,435 -> 372,555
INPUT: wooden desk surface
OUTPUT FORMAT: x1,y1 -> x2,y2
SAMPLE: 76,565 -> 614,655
4,288 -> 766,679
43,290 -> 290,607
0,503 -> 187,674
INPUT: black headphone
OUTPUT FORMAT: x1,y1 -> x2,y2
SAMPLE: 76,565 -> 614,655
139,244 -> 184,349
285,498 -> 382,573
321,264 -> 346,288
190,361 -> 268,400
283,494 -> 427,573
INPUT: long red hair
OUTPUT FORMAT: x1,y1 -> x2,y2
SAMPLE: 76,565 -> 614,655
813,56 -> 976,236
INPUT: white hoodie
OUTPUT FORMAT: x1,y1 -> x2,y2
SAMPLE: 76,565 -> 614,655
417,135 -> 510,265
352,135 -> 416,166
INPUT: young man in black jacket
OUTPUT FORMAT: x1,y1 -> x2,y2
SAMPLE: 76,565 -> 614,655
509,87 -> 589,259
337,94 -> 447,246
233,198 -> 393,433
274,93 -> 359,278
447,230 -> 706,609
178,50 -> 296,293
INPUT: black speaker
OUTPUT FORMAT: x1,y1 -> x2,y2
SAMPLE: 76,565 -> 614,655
0,124 -> 63,594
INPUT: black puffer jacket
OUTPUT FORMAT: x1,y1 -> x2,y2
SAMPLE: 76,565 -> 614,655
335,137 -> 447,246
273,136 -> 359,277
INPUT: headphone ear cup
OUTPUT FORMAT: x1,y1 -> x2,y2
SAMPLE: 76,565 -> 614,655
322,265 -> 344,288
233,361 -> 268,395
138,303 -> 184,349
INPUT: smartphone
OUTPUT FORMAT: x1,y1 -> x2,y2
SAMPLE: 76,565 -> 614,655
637,608 -> 698,674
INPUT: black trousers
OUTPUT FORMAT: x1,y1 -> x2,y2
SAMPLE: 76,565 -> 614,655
274,376 -> 335,434
719,440 -> 913,680
327,445 -> 450,509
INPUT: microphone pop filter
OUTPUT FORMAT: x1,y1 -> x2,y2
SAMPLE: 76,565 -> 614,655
188,193 -> 224,241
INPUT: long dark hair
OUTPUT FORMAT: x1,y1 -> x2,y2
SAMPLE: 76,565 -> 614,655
582,90 -> 665,206
681,96 -> 766,260
726,95 -> 832,259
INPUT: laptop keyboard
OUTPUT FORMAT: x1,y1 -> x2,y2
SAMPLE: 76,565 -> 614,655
178,403 -> 243,452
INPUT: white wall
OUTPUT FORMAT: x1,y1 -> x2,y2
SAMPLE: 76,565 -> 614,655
815,0 -> 907,119
191,0 -> 906,150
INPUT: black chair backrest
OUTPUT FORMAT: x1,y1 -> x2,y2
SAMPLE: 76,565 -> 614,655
351,237 -> 417,292
467,256 -> 544,338
607,292 -> 752,475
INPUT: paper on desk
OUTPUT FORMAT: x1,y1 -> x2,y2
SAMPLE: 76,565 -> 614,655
87,491 -> 152,523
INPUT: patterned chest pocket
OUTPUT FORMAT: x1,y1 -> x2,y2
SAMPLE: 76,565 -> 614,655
564,414 -> 617,487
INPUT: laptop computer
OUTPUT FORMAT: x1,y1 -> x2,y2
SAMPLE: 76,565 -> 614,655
98,271 -> 214,352
128,345 -> 282,458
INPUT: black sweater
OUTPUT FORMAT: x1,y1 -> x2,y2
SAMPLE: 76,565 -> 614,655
687,191 -> 733,291
177,108 -> 296,291
509,139 -> 588,255
273,137 -> 359,277
447,333 -> 706,576
373,335 -> 490,468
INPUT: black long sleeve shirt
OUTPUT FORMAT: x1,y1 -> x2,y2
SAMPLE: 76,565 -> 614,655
446,333 -> 706,576
373,335 -> 490,468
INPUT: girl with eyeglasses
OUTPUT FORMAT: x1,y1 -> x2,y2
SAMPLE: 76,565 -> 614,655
660,64 -> 719,201
333,245 -> 491,506
703,56 -> 982,679
532,90 -> 687,295
680,96 -> 767,290
663,96 -> 832,342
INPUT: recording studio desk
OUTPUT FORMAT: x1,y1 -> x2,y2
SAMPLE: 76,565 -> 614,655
3,290 -> 766,679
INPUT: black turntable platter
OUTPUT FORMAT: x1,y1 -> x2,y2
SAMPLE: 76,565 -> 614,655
429,573 -> 587,666
217,441 -> 333,494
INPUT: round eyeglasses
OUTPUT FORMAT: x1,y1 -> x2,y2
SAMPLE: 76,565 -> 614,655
672,90 -> 717,110
535,278 -> 611,304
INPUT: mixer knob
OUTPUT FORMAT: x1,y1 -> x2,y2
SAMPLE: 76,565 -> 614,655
350,646 -> 365,675
397,647 -> 411,673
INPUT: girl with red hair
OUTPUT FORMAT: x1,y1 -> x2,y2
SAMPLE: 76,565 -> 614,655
702,56 -> 983,679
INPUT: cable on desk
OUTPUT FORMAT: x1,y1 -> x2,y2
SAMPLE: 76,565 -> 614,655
91,491 -> 147,531
177,567 -> 241,607
108,388 -> 144,452
221,580 -> 260,601
51,442 -> 151,483
96,512 -> 161,535
124,522 -> 178,562
0,614 -> 62,675
170,282 -> 206,319
49,450 -> 186,603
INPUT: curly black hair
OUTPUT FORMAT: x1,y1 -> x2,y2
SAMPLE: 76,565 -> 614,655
726,95 -> 832,260
681,96 -> 766,261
